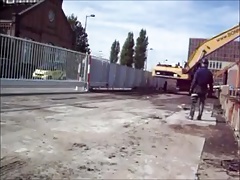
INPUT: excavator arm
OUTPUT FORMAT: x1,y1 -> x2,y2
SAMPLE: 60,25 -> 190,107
152,24 -> 240,91
183,24 -> 240,74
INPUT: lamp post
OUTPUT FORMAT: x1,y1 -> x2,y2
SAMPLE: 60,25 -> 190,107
145,48 -> 153,70
163,59 -> 168,64
84,14 -> 95,55
99,50 -> 103,58
84,14 -> 95,32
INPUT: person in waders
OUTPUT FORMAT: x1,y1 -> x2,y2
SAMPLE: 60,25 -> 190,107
188,58 -> 214,120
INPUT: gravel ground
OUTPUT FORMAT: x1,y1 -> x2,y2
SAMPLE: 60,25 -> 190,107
0,92 -> 239,179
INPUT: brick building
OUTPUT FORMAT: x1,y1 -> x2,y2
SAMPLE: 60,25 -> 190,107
0,0 -> 74,49
188,38 -> 240,85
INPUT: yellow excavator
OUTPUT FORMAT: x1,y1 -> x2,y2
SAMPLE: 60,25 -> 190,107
152,24 -> 240,91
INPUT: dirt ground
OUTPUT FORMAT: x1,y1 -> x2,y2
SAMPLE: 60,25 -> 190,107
0,92 -> 239,179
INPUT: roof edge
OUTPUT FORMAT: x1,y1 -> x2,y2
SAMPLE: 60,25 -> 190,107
18,0 -> 45,16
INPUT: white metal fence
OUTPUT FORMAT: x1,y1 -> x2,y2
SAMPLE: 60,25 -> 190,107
0,34 -> 177,93
0,34 -> 88,89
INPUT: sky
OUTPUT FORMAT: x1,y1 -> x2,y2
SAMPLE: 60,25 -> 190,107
62,0 -> 240,70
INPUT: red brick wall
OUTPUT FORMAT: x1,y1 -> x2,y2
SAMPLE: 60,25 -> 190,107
18,0 -> 73,49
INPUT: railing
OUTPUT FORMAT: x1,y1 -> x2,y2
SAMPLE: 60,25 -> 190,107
0,34 -> 87,81
229,88 -> 240,99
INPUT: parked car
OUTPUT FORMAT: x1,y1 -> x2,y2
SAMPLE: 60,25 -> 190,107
32,62 -> 66,80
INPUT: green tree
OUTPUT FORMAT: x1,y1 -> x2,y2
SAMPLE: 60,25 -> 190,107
134,29 -> 149,69
67,13 -> 90,54
109,40 -> 120,63
120,32 -> 135,67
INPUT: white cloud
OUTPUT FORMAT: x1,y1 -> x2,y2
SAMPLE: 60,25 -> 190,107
62,0 -> 239,70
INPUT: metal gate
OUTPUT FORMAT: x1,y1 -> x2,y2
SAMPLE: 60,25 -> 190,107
0,34 -> 89,90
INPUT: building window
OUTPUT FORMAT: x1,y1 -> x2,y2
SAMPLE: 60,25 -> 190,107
234,54 -> 240,58
43,43 -> 66,64
216,62 -> 219,69
22,37 -> 34,64
44,42 -> 55,63
0,27 -> 11,35
55,49 -> 67,64
209,62 -> 212,69
212,62 -> 215,69
219,62 -> 222,69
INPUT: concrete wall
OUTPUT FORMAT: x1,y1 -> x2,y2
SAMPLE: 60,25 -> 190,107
228,64 -> 240,88
219,85 -> 239,146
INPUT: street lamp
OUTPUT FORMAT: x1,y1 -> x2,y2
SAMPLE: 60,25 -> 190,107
99,50 -> 103,58
84,14 -> 95,31
145,48 -> 153,70
163,59 -> 168,64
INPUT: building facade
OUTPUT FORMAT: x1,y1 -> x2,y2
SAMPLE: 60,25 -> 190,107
188,38 -> 240,85
0,0 -> 74,49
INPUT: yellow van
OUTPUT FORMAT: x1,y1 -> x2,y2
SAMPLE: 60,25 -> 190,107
32,62 -> 66,80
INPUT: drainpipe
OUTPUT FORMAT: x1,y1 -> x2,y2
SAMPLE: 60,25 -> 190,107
237,63 -> 240,88
12,13 -> 20,37
223,71 -> 228,85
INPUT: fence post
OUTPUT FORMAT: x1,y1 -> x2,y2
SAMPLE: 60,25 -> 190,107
236,64 -> 240,88
77,62 -> 81,81
83,54 -> 90,91
75,54 -> 84,91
